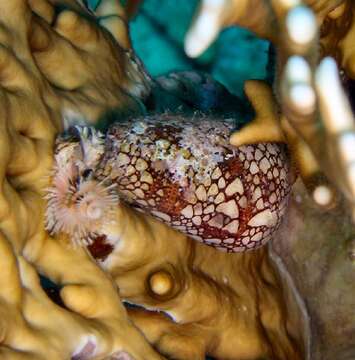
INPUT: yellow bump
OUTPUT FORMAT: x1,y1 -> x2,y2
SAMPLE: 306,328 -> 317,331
140,171 -> 153,184
126,165 -> 135,176
207,183 -> 219,197
181,204 -> 193,218
141,183 -> 149,191
196,185 -> 207,201
120,143 -> 131,153
192,216 -> 202,226
208,214 -> 224,229
136,158 -> 148,171
203,177 -> 212,187
222,219 -> 239,233
204,204 -> 215,214
117,153 -> 130,166
133,188 -> 145,199
149,270 -> 173,296
156,139 -> 170,150
193,203 -> 203,216
214,192 -> 225,204
218,177 -> 226,189
225,178 -> 244,196
211,167 -> 222,179
148,199 -> 156,206
216,199 -> 239,218
180,148 -> 191,159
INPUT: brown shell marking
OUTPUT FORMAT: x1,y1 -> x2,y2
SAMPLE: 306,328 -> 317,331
98,115 -> 291,252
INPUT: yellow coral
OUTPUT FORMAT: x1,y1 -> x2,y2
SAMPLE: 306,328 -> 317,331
97,203 -> 303,359
0,0 -> 159,358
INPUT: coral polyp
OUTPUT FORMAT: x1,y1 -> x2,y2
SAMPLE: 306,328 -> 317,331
48,114 -> 292,252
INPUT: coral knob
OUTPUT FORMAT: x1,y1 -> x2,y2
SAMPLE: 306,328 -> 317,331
148,270 -> 174,296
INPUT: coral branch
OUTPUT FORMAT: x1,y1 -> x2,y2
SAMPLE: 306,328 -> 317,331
0,0 -> 161,358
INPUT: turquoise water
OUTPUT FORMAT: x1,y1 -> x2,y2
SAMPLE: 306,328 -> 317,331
88,0 -> 271,99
